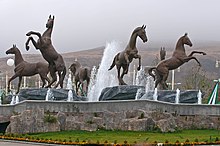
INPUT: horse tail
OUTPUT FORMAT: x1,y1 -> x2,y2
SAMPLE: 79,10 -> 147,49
108,53 -> 119,70
148,67 -> 157,81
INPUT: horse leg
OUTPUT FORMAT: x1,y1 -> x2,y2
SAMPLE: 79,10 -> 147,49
116,65 -> 121,85
134,54 -> 141,71
155,73 -> 162,89
120,65 -> 128,85
44,76 -> 51,87
75,81 -> 79,95
54,71 -> 62,88
26,31 -> 42,38
16,76 -> 22,94
25,36 -> 40,51
124,52 -> 130,64
183,56 -> 202,66
59,66 -> 66,88
45,66 -> 57,88
39,75 -> 47,88
7,74 -> 18,93
86,77 -> 90,94
79,79 -> 84,96
188,51 -> 206,56
117,65 -> 126,85
155,78 -> 162,89
161,72 -> 169,90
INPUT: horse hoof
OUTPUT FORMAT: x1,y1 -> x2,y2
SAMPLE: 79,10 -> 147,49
26,32 -> 31,36
45,85 -> 50,88
26,45 -> 30,51
119,82 -> 127,85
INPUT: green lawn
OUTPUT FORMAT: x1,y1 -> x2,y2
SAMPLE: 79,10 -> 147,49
26,129 -> 220,144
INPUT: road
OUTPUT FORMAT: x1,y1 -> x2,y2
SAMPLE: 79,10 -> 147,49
0,140 -> 64,146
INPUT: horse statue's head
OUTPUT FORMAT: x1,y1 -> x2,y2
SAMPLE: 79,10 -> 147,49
134,25 -> 148,43
6,44 -> 18,55
46,15 -> 55,28
182,33 -> 192,47
69,61 -> 81,75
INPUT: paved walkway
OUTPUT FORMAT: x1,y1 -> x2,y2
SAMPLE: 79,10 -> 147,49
0,140 -> 64,146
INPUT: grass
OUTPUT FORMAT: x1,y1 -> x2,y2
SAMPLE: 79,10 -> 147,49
25,129 -> 220,144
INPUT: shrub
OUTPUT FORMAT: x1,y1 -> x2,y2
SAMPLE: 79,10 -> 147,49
75,138 -> 79,143
86,120 -> 94,124
138,112 -> 145,119
44,113 -> 57,123
94,112 -> 98,117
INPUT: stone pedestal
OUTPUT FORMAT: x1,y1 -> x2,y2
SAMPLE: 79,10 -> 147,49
99,85 -> 200,103
6,88 -> 87,101
99,85 -> 144,101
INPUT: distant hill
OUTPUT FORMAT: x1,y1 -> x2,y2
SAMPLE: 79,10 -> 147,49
0,44 -> 219,90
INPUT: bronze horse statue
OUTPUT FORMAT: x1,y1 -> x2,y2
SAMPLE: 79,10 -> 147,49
69,61 -> 91,95
6,45 -> 50,94
25,15 -> 66,88
108,25 -> 148,85
148,33 -> 206,89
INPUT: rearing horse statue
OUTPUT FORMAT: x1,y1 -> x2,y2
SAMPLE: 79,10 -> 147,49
25,15 -> 66,88
148,33 -> 206,89
108,25 -> 148,85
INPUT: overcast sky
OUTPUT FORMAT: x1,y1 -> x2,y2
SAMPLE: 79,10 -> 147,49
1,0 -> 220,57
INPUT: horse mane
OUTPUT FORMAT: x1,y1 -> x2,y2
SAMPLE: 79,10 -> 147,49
132,27 -> 142,35
72,61 -> 81,68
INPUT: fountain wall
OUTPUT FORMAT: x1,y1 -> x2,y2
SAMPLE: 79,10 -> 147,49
1,100 -> 220,117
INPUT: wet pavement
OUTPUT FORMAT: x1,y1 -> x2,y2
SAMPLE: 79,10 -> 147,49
0,140 -> 63,146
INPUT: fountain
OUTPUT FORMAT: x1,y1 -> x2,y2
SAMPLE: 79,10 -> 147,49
67,90 -> 73,101
153,88 -> 158,101
15,95 -> 19,104
10,95 -> 15,105
145,75 -> 155,94
66,71 -> 73,90
88,66 -> 97,95
135,88 -> 143,100
132,65 -> 136,85
197,90 -> 202,104
45,88 -> 54,101
87,41 -> 122,101
135,66 -> 147,86
175,88 -> 180,104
